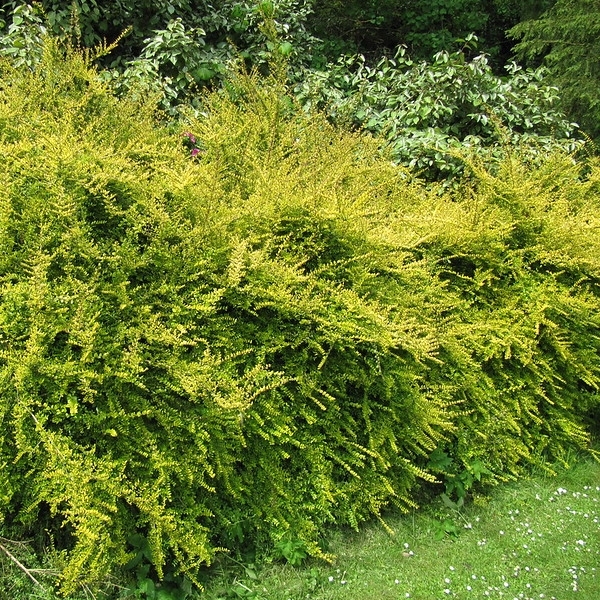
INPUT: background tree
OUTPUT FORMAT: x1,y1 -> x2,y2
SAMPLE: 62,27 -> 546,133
509,0 -> 600,140
0,0 -> 558,71
308,0 -> 556,65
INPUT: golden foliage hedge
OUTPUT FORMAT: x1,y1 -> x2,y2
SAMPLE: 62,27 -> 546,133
0,42 -> 598,593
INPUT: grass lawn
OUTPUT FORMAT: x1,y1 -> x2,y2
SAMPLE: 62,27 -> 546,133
1,454 -> 599,599
203,455 -> 600,600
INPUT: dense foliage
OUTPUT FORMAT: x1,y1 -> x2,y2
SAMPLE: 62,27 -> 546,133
0,0 -> 547,67
0,1 -> 318,88
0,43 -> 599,595
509,0 -> 600,140
294,39 -> 580,180
1,1 -> 593,151
308,0 -> 556,63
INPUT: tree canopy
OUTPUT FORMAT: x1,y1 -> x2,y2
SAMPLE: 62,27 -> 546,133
510,0 -> 600,140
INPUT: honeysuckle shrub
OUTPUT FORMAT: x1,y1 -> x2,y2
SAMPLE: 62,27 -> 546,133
0,41 -> 599,594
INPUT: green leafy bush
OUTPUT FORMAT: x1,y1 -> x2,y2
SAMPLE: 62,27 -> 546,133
0,40 -> 598,595
0,40 -> 447,593
417,151 -> 600,478
0,1 -> 319,112
294,39 -> 581,181
0,2 -> 47,67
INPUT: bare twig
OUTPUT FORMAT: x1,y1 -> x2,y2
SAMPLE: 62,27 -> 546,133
28,568 -> 60,575
0,536 -> 32,548
0,541 -> 44,588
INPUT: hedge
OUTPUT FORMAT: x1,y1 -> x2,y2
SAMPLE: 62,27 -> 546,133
0,42 -> 598,593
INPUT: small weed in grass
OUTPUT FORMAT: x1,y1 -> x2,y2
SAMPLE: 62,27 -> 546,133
201,458 -> 600,600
